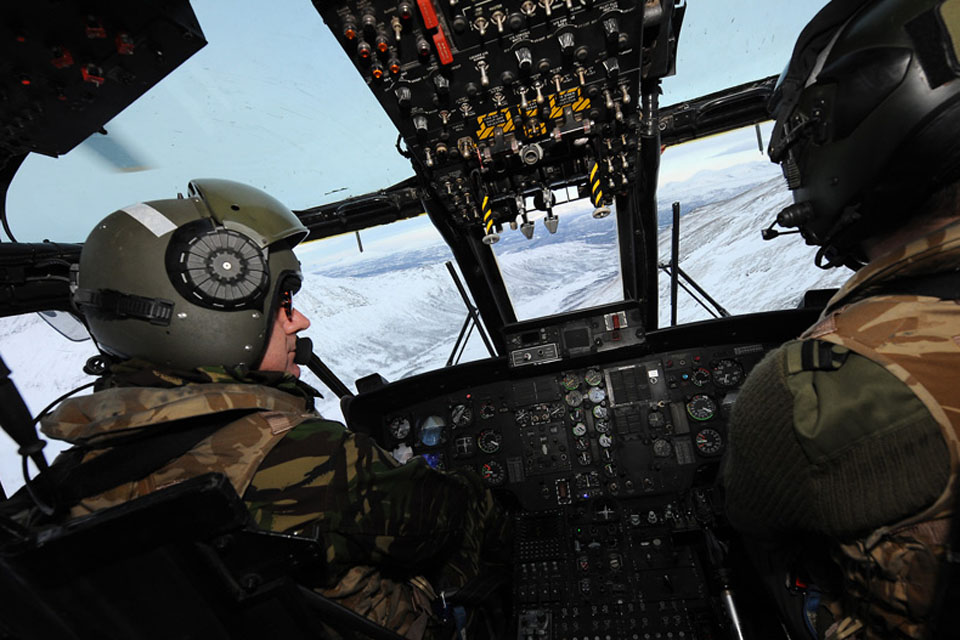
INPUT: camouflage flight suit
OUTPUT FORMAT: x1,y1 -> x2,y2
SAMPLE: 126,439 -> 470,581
724,219 -> 960,639
40,366 -> 508,639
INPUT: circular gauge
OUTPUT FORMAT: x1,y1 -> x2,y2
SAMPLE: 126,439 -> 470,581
686,394 -> 717,421
515,408 -> 530,426
572,422 -> 587,437
480,461 -> 505,486
587,387 -> 607,404
695,428 -> 723,456
652,438 -> 673,458
711,359 -> 744,388
592,405 -> 608,420
451,403 -> 473,428
477,429 -> 502,454
419,415 -> 447,447
595,420 -> 610,434
598,434 -> 613,449
550,402 -> 566,420
648,411 -> 665,428
480,402 -> 497,419
575,437 -> 590,451
560,372 -> 581,390
569,407 -> 584,422
565,389 -> 584,407
584,368 -> 603,386
387,416 -> 411,440
692,367 -> 711,387
593,498 -> 618,521
578,450 -> 592,465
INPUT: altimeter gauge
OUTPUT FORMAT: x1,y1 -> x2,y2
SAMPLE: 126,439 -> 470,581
711,359 -> 744,387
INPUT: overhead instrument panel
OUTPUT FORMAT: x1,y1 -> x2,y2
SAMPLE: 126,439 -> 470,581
373,338 -> 769,640
312,0 -> 684,243
0,0 -> 205,163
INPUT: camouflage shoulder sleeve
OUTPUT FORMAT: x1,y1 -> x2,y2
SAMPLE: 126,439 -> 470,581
724,340 -> 949,537
243,418 -> 496,580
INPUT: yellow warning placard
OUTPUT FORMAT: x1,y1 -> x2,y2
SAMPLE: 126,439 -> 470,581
474,88 -> 591,140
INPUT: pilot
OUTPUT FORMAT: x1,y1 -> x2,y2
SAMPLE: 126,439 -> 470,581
723,0 -> 960,638
28,179 -> 508,639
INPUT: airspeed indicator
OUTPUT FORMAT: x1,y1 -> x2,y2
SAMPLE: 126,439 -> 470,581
686,394 -> 717,421
480,461 -> 505,486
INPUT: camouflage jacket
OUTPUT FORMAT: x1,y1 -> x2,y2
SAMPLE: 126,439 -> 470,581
40,365 -> 508,639
725,219 -> 960,639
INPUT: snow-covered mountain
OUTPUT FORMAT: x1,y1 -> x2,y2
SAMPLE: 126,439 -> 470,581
0,160 -> 849,494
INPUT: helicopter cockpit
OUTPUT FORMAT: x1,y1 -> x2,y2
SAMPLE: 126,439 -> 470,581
0,1 -> 856,638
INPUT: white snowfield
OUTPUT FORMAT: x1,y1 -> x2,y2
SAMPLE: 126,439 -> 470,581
0,159 -> 848,494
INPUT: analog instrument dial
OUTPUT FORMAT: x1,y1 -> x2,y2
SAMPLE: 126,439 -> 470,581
572,422 -> 587,437
695,428 -> 723,456
711,359 -> 744,387
598,434 -> 613,449
387,416 -> 411,440
692,367 -> 711,387
477,429 -> 502,454
480,402 -> 497,419
480,460 -> 505,486
595,420 -> 610,434
450,403 -> 473,428
584,368 -> 603,386
686,394 -> 717,421
587,387 -> 606,404
565,389 -> 584,407
592,405 -> 608,420
652,438 -> 673,458
560,372 -> 581,390
419,415 -> 447,446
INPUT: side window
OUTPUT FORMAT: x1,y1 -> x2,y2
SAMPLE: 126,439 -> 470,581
656,122 -> 848,326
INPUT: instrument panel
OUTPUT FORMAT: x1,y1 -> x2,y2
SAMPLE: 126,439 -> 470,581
373,339 -> 770,640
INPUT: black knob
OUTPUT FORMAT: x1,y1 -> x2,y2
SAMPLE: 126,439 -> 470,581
507,12 -> 525,31
602,14 -> 619,45
361,10 -> 378,38
465,82 -> 479,97
433,74 -> 450,96
500,70 -> 516,86
452,14 -> 468,33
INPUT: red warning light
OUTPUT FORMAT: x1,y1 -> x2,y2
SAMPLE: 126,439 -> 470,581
81,64 -> 105,87
389,60 -> 401,75
19,77 -> 31,86
371,65 -> 384,79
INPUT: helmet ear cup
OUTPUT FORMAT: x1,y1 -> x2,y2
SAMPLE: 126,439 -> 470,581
165,220 -> 269,310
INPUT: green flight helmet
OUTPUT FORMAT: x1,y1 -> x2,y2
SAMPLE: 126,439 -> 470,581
74,179 -> 309,370
767,0 -> 960,267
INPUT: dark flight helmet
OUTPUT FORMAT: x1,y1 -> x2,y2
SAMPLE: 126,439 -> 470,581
767,0 -> 960,267
73,179 -> 309,370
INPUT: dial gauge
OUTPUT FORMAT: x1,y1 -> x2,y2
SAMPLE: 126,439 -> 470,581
575,437 -> 590,451
480,460 -> 505,486
648,411 -> 665,428
592,405 -> 608,420
587,387 -> 607,404
560,372 -> 581,390
695,428 -> 723,456
565,389 -> 584,407
598,434 -> 613,449
692,367 -> 711,387
387,416 -> 411,440
477,429 -> 502,454
569,407 -> 584,422
572,422 -> 587,437
419,415 -> 446,447
515,408 -> 530,426
454,435 -> 476,458
686,394 -> 717,421
584,368 -> 603,386
451,403 -> 473,428
480,402 -> 497,419
652,438 -> 673,458
595,420 -> 610,434
711,359 -> 744,387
